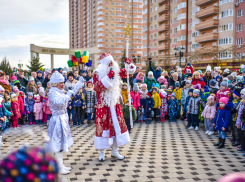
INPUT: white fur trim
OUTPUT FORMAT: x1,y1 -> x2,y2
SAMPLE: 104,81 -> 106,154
110,106 -> 121,135
101,55 -> 114,65
116,131 -> 130,147
101,75 -> 112,88
102,130 -> 110,138
94,106 -> 130,150
126,63 -> 136,75
94,136 -> 113,149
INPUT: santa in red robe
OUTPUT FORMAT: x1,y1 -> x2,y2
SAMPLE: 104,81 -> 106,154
93,52 -> 136,161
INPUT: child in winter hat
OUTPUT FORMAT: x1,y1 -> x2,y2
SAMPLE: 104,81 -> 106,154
213,97 -> 232,149
168,92 -> 179,122
216,79 -> 231,102
201,96 -> 216,135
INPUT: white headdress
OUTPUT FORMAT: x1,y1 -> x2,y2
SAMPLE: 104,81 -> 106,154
50,71 -> 64,83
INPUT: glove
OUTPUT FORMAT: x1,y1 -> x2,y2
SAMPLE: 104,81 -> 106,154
108,71 -> 115,79
27,111 -> 30,114
67,90 -> 74,97
73,77 -> 85,95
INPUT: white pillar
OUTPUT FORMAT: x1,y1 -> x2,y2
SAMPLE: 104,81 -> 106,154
30,52 -> 34,61
36,53 -> 40,60
51,54 -> 54,69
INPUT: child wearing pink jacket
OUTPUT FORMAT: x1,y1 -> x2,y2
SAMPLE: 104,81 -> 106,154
201,96 -> 216,135
43,98 -> 52,126
34,95 -> 43,124
131,83 -> 140,122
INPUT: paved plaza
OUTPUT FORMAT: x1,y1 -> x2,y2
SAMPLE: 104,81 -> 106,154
1,121 -> 245,182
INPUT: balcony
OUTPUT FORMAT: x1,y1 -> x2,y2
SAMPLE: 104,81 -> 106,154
195,19 -> 218,31
195,32 -> 218,43
196,0 -> 218,6
195,6 -> 219,18
158,5 -> 169,13
159,0 -> 169,4
158,34 -> 169,41
158,14 -> 169,23
158,44 -> 168,50
194,46 -> 218,54
158,24 -> 169,32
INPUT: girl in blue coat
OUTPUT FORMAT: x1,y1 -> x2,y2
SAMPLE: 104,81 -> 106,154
213,97 -> 232,149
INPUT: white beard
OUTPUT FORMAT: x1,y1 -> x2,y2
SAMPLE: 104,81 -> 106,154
95,61 -> 121,107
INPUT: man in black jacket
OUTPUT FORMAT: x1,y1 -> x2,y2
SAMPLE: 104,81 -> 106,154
17,70 -> 28,87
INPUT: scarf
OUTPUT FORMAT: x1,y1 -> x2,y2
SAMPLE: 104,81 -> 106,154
0,79 -> 9,85
219,107 -> 225,110
37,76 -> 43,81
85,87 -> 93,92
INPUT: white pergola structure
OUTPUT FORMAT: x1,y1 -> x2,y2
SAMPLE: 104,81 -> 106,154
30,44 -> 99,70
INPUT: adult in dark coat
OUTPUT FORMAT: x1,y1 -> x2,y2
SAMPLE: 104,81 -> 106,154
169,72 -> 181,89
17,70 -> 28,88
36,70 -> 44,84
149,60 -> 162,79
42,73 -> 52,89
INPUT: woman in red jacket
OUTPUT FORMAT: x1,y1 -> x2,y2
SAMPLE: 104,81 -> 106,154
191,71 -> 206,88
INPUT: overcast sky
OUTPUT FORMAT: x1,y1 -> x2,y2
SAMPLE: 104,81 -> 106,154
0,0 -> 70,69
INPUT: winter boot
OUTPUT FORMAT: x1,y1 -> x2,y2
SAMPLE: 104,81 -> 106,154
87,120 -> 91,125
39,120 -> 43,124
218,139 -> 226,149
78,122 -> 81,126
47,120 -> 49,126
35,120 -> 39,124
111,139 -> 125,160
214,137 -> 222,146
73,121 -> 76,126
30,122 -> 32,125
99,150 -> 105,162
55,152 -> 71,174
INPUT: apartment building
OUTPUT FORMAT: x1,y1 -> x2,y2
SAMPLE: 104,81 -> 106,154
69,0 -> 243,69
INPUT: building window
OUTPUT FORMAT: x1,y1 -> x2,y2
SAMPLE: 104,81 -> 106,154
178,2 -> 186,9
237,9 -> 243,17
237,38 -> 242,45
154,24 -> 157,29
174,28 -> 177,33
220,0 -> 233,5
177,13 -> 186,20
155,6 -> 157,11
238,0 -> 243,2
174,18 -> 177,23
219,9 -> 233,18
237,24 -> 243,31
219,23 -> 233,31
154,15 -> 157,20
219,52 -> 232,59
154,43 -> 157,47
154,34 -> 157,38
174,8 -> 177,13
174,38 -> 177,43
177,24 -> 186,31
177,35 -> 186,41
219,37 -> 233,45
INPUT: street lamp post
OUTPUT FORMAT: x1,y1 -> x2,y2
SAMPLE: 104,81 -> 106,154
132,55 -> 136,64
137,55 -> 140,63
174,46 -> 185,68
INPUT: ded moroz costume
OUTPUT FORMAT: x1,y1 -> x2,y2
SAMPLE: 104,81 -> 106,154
93,52 -> 136,161
45,71 -> 85,175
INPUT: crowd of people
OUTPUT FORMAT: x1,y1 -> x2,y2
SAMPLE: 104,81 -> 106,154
0,61 -> 245,153
1,51 -> 245,181
0,68 -> 95,145
122,61 -> 245,153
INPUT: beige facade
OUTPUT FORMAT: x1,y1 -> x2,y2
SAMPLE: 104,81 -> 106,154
69,0 -> 239,70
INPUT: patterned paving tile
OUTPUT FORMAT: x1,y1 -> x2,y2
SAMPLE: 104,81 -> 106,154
1,121 -> 245,182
